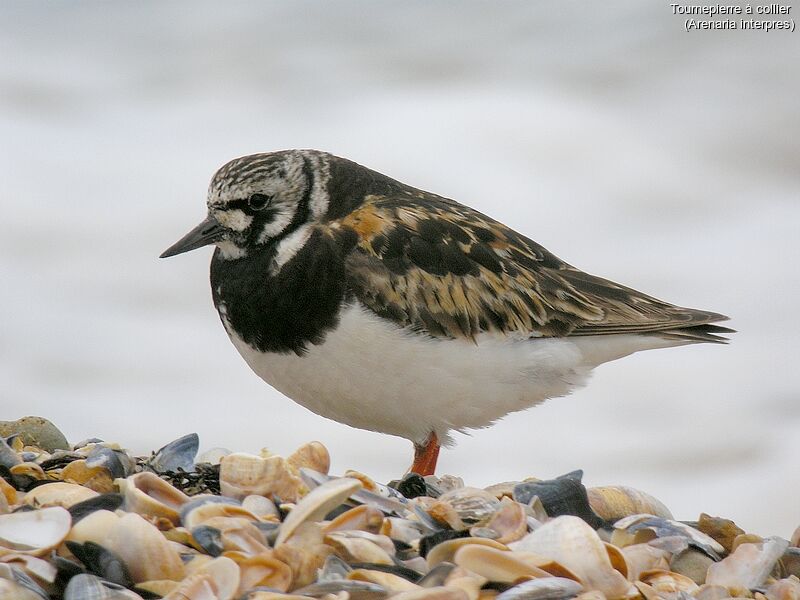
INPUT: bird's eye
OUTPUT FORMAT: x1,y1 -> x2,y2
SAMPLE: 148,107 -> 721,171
247,193 -> 273,211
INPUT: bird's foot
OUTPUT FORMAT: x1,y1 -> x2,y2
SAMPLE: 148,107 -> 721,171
409,432 -> 440,476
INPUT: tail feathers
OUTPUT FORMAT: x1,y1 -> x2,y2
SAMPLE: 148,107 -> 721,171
654,322 -> 735,344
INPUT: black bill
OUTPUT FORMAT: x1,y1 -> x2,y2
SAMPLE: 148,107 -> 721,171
160,215 -> 224,258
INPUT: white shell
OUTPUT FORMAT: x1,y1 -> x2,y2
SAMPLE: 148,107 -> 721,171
0,506 -> 71,556
706,536 -> 790,592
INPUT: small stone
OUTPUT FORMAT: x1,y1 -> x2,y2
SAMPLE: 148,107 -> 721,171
0,416 -> 69,453
671,548 -> 715,584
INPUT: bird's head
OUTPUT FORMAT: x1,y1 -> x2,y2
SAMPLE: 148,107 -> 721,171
161,150 -> 330,261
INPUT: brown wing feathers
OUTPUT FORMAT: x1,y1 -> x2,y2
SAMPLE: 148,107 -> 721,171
335,193 -> 732,343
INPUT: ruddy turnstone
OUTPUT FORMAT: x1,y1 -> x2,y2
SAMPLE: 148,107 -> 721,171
161,150 -> 732,475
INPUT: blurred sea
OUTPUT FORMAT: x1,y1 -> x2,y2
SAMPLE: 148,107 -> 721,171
1,2 -> 798,535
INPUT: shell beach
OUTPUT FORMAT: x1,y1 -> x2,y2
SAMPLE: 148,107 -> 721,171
0,417 -> 797,600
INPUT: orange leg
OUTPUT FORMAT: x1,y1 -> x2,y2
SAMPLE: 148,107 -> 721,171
410,432 -> 440,476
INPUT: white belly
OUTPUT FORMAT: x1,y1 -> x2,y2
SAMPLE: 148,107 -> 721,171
224,302 -> 679,445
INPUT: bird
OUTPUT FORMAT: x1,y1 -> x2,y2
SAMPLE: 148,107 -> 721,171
161,149 -> 733,476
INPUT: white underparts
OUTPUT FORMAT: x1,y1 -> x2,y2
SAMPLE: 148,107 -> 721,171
223,302 -> 687,445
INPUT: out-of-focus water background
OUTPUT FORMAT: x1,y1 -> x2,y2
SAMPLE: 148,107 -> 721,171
1,2 -> 798,535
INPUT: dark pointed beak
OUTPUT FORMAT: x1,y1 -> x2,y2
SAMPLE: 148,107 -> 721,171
160,215 -> 224,258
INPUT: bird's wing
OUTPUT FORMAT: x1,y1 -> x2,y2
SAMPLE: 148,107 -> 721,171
333,192 -> 731,341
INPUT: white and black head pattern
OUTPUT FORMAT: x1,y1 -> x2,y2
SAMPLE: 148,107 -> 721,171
208,150 -> 331,267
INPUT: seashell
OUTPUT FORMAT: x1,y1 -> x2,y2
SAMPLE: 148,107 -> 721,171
224,551 -> 293,594
63,509 -> 121,556
381,517 -> 428,546
84,446 -> 132,479
118,471 -> 190,525
473,500 -> 528,545
325,505 -> 385,535
573,592 -> 606,600
198,516 -> 269,555
639,569 -> 699,595
513,472 -> 604,530
0,438 -> 21,470
619,544 -> 670,582
182,497 -> 261,529
426,537 -> 508,567
586,487 -> 672,523
10,462 -> 46,481
66,540 -> 132,588
61,460 -> 115,493
454,544 -> 550,583
765,577 -> 800,600
706,536 -> 790,593
191,525 -> 224,556
496,577 -> 584,600
274,521 -> 333,590
242,495 -> 281,520
693,584 -> 733,600
348,568 -> 421,591
669,548 -> 714,585
0,563 -> 50,600
197,447 -> 231,465
319,554 -> 353,581
391,473 -> 430,500
295,579 -> 389,600
276,477 -> 362,546
392,586 -> 469,600
63,573 -> 144,600
325,532 -> 395,565
696,513 -> 745,555
509,516 -> 634,599
162,555 -> 240,600
0,480 -> 17,509
613,515 -> 724,558
0,553 -> 58,585
148,433 -> 199,473
428,488 -> 500,530
220,452 -> 305,503
731,532 -> 763,552
134,580 -> 180,597
23,482 -> 98,509
68,493 -> 124,524
288,441 -> 331,475
101,512 -> 186,583
782,547 -> 800,579
0,506 -> 71,556
302,469 -> 409,517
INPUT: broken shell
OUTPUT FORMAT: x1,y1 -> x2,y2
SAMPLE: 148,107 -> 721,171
696,513 -> 745,554
381,517 -> 427,546
427,537 -> 508,568
220,452 -> 305,503
325,532 -> 395,565
510,516 -> 634,599
84,446 -> 132,479
61,460 -> 115,493
619,544 -> 670,582
242,495 -> 281,520
119,472 -> 190,525
324,505 -> 385,535
496,577 -> 584,600
198,516 -> 270,555
148,433 -> 198,474
428,488 -> 500,531
102,512 -> 186,583
23,482 -> 98,509
0,480 -> 17,509
288,441 -> 331,475
63,573 -> 143,600
276,477 -> 362,546
182,498 -> 261,529
669,548 -> 714,585
10,462 -> 46,481
765,577 -> 800,600
274,522 -> 333,590
393,586 -> 469,600
586,487 -> 672,523
0,439 -> 21,470
513,472 -> 604,529
0,506 -> 71,556
162,555 -> 240,600
612,515 -> 724,557
639,569 -> 699,595
295,578 -> 389,600
224,551 -> 293,594
693,584 -> 733,600
0,562 -> 51,599
348,568 -> 420,591
453,544 -> 550,583
474,500 -> 528,545
706,536 -> 790,592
